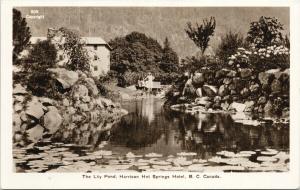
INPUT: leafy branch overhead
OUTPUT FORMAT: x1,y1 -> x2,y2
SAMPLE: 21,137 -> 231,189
185,17 -> 216,55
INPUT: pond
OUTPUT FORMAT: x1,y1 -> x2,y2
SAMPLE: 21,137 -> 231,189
14,96 -> 289,173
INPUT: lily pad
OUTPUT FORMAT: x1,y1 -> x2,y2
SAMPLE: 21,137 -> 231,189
257,156 -> 277,162
145,153 -> 163,158
177,152 -> 197,156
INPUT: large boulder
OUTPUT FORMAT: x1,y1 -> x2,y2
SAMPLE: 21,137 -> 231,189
196,88 -> 203,97
26,124 -> 44,143
13,84 -> 27,95
48,68 -> 79,89
239,68 -> 252,78
43,107 -> 62,134
227,70 -> 237,77
84,78 -> 99,96
202,85 -> 217,97
25,99 -> 44,120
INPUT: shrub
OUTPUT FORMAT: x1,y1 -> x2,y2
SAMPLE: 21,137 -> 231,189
216,31 -> 245,63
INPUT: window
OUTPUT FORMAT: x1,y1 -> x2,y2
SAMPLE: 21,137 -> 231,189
94,45 -> 97,50
94,66 -> 98,71
59,55 -> 63,61
94,55 -> 98,60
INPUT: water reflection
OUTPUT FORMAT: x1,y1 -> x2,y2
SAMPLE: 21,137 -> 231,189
109,98 -> 289,158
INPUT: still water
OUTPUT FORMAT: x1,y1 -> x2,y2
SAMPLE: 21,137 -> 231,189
108,97 -> 289,159
14,96 -> 289,172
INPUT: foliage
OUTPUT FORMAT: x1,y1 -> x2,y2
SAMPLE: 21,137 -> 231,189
160,37 -> 179,73
13,8 -> 31,64
185,17 -> 216,56
216,31 -> 246,63
25,40 -> 57,71
58,27 -> 90,72
109,32 -> 179,87
228,45 -> 289,71
246,16 -> 284,48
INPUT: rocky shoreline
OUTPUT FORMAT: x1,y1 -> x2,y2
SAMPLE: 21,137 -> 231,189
166,66 -> 289,124
13,68 -> 128,148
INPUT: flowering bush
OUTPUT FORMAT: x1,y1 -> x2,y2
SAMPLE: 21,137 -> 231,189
228,44 -> 289,70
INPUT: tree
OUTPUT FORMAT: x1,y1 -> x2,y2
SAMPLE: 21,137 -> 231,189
26,40 -> 57,70
160,37 -> 179,73
13,8 -> 31,63
185,17 -> 216,56
58,27 -> 90,72
216,31 -> 245,63
246,16 -> 284,48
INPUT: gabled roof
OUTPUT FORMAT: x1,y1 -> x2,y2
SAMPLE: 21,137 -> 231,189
30,36 -> 112,50
82,37 -> 112,50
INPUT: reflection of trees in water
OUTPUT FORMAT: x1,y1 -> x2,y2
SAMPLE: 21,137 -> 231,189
109,112 -> 165,148
52,122 -> 111,148
176,113 -> 289,156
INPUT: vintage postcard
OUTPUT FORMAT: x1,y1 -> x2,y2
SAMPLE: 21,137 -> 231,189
1,0 -> 300,189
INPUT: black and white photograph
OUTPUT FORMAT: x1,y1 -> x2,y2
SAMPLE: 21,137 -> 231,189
1,0 -> 300,189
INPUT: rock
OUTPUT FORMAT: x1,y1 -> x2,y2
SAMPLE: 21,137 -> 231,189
264,100 -> 273,117
62,99 -> 70,107
39,97 -> 53,106
244,101 -> 255,112
258,96 -> 267,105
99,97 -> 114,108
82,96 -> 91,103
78,103 -> 89,112
13,114 -> 22,131
196,88 -> 202,97
25,100 -> 44,120
84,78 -> 99,96
271,79 -> 282,93
14,95 -> 25,103
192,72 -> 205,86
249,83 -> 259,92
227,70 -> 237,77
281,107 -> 289,118
48,68 -> 79,89
202,85 -> 217,97
258,72 -> 274,86
239,68 -> 252,78
13,84 -> 27,95
73,84 -> 89,99
216,69 -> 230,78
218,85 -> 228,97
229,102 -> 247,112
14,103 -> 23,112
240,88 -> 250,97
26,124 -> 44,143
195,97 -> 210,106
43,108 -> 62,134
214,96 -> 221,103
221,102 -> 229,110
223,78 -> 232,85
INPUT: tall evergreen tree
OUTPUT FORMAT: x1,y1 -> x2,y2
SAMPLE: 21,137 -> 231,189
13,8 -> 31,63
160,37 -> 179,73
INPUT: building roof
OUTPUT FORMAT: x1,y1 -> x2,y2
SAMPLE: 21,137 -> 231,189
30,36 -> 112,50
82,37 -> 112,50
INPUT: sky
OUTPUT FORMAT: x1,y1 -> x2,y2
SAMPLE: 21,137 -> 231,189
16,7 -> 289,59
